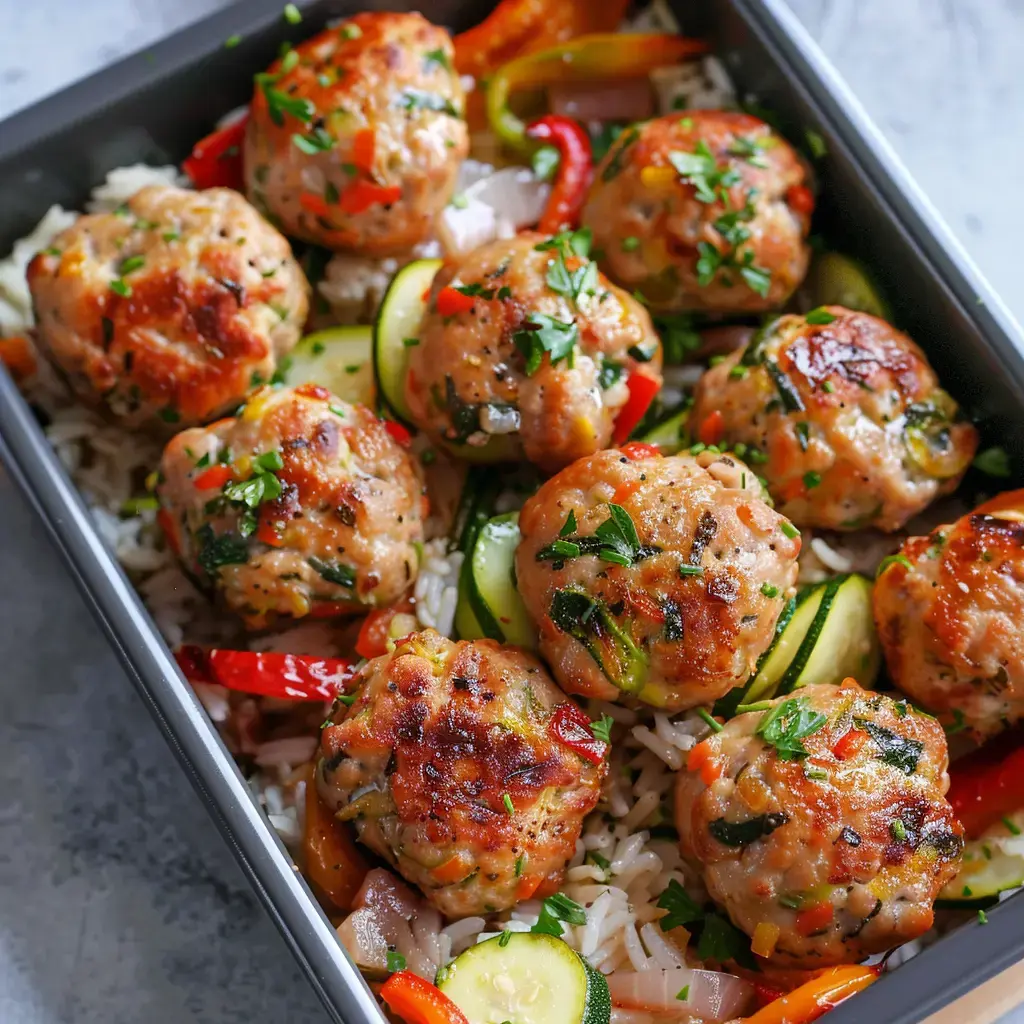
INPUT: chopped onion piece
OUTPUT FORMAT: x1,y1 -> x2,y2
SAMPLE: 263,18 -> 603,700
607,967 -> 754,1021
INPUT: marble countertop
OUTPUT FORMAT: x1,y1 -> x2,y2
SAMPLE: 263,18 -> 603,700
2,2 -> 1023,1022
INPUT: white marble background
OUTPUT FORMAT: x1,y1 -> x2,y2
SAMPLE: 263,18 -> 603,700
1,2 -> 1023,1022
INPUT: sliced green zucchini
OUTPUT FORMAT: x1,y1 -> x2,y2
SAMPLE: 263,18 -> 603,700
636,405 -> 691,455
465,512 -> 536,649
373,258 -> 442,426
739,586 -> 826,705
437,932 -> 611,1024
784,573 -> 881,690
452,469 -> 501,642
938,810 -> 1024,906
283,325 -> 374,405
806,252 -> 891,320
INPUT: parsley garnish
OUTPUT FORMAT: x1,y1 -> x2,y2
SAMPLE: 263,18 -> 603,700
385,950 -> 405,973
292,127 -> 334,154
512,313 -> 578,375
308,556 -> 356,588
756,697 -> 827,761
708,813 -> 788,847
502,792 -> 515,815
110,278 -> 132,297
590,714 -> 614,743
424,47 -> 450,71
256,71 -> 314,127
196,524 -> 249,576
223,450 -> 284,534
119,255 -> 145,275
806,307 -> 836,325
531,893 -> 586,936
398,89 -> 458,117
560,510 -> 578,537
514,854 -> 524,877
656,880 -> 702,931
677,985 -> 690,1001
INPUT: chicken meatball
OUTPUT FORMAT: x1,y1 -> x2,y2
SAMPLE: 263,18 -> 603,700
676,684 -> 963,967
516,445 -> 801,710
318,630 -> 607,917
404,233 -> 663,474
244,12 -> 468,254
581,111 -> 812,313
874,490 -> 1024,737
26,185 -> 308,429
689,307 -> 978,532
157,384 -> 424,629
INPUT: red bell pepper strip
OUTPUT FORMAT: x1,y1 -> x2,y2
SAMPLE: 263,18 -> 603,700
380,971 -> 470,1024
354,605 -> 415,660
786,184 -> 815,217
351,128 -> 376,175
743,965 -> 879,1024
182,116 -> 248,191
612,372 -> 660,445
193,464 -> 233,490
339,179 -> 402,215
383,419 -> 413,447
697,409 -> 724,446
548,702 -> 608,766
525,115 -> 592,234
947,726 -> 1024,839
831,727 -> 868,762
795,901 -> 834,937
0,335 -> 37,382
619,441 -> 662,461
436,286 -> 477,317
176,646 -> 355,702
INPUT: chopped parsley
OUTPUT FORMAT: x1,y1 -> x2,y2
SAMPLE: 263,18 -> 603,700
677,985 -> 690,1002
756,697 -> 827,761
514,854 -> 525,877
282,3 -> 302,24
708,812 -> 788,847
531,144 -> 560,182
531,893 -> 586,936
502,792 -> 515,815
805,128 -> 828,159
656,880 -> 702,931
652,312 -> 701,362
385,950 -> 405,973
255,72 -> 314,126
679,564 -> 705,578
622,236 -> 640,252
656,882 -> 754,966
398,89 -> 458,117
512,313 -> 578,375
803,470 -> 822,489
760,582 -> 779,598
292,127 -> 334,154
340,22 -> 362,39
119,255 -> 145,275
222,450 -> 284,535
806,306 -> 836,325
308,556 -> 357,588
424,47 -> 451,71
780,521 -> 800,540
1004,816 -> 1022,836
109,278 -> 132,297
890,819 -> 908,842
590,714 -> 614,744
196,524 -> 249,576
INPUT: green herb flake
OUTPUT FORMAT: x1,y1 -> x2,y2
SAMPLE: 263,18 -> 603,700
340,22 -> 362,40
978,909 -> 989,925
622,236 -> 640,253
513,312 -> 578,375
308,556 -> 356,588
282,3 -> 302,24
590,714 -> 614,744
531,144 -> 560,182
876,554 -> 913,578
656,879 -> 702,932
709,812 -> 788,847
821,380 -> 836,394
292,127 -> 335,154
856,717 -> 923,775
502,792 -> 515,815
890,819 -> 907,842
697,708 -> 723,733
1004,816 -> 1022,836
973,446 -> 1011,478
514,854 -> 525,877
805,306 -> 836,325
760,582 -> 779,598
677,985 -> 690,1002
780,521 -> 800,540
402,337 -> 420,348
679,563 -> 705,578
756,697 -> 827,761
109,278 -> 132,297
424,47 -> 451,71
806,129 -> 828,159
803,470 -> 822,489
531,892 -> 587,936
224,33 -> 242,49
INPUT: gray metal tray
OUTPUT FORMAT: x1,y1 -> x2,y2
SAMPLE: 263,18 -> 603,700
0,2 -> 1021,1021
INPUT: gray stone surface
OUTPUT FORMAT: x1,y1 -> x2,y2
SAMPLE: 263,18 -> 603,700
1,2 -> 1023,1022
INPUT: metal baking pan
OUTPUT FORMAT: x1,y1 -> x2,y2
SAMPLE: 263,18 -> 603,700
1,1 -> 1021,1022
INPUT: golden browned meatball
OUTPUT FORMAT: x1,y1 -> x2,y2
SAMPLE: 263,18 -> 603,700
515,445 -> 801,710
318,630 -> 607,918
689,307 -> 978,532
581,111 -> 812,313
244,12 -> 467,254
874,490 -> 1024,737
676,684 -> 963,967
404,233 -> 663,474
26,185 -> 308,429
157,384 -> 424,629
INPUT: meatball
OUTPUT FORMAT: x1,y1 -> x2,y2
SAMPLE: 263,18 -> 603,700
689,307 -> 978,532
581,111 -> 812,313
404,233 -> 663,474
244,12 -> 468,254
874,490 -> 1024,737
676,684 -> 963,967
317,630 -> 607,917
26,185 -> 309,429
516,446 -> 801,710
157,384 -> 424,629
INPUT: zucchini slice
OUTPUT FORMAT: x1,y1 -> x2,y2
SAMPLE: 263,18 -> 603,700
437,932 -> 611,1024
462,512 -> 536,648
783,573 -> 881,691
939,810 -> 1024,906
806,251 -> 891,320
452,469 -> 500,642
636,405 -> 691,454
283,325 -> 374,405
373,258 -> 442,426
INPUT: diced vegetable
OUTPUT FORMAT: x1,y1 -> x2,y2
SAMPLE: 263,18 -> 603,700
373,258 -> 442,426
614,371 -> 661,445
947,727 -> 1024,839
175,646 -> 354,701
436,931 -> 611,1024
805,252 -> 890,320
382,970 -> 471,1024
743,965 -> 878,1024
303,765 -> 371,912
938,808 -> 1024,907
283,325 -> 374,406
452,468 -> 502,641
182,116 -> 247,190
525,115 -> 593,233
486,33 -> 707,154
460,512 -> 537,648
635,404 -> 690,454
0,334 -> 37,381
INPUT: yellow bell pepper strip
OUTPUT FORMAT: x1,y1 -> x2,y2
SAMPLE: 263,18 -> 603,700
453,0 -> 632,81
487,33 -> 709,155
743,965 -> 879,1024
